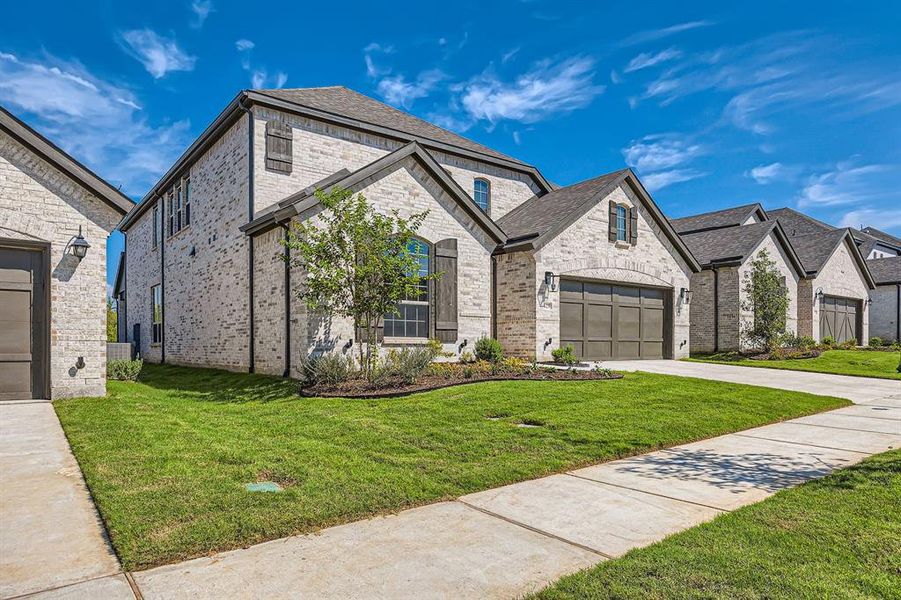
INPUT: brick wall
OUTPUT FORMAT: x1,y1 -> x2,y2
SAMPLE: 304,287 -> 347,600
689,270 -> 715,352
1,130 -> 122,398
252,227 -> 287,375
531,184 -> 693,361
869,284 -> 900,342
494,251 -> 537,358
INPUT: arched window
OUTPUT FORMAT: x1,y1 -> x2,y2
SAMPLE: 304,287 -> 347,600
383,239 -> 430,338
473,178 -> 490,213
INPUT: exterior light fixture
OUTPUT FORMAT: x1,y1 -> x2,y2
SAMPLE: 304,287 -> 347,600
67,226 -> 90,261
544,271 -> 558,291
680,287 -> 693,304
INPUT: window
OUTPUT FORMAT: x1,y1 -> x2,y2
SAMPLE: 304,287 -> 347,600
165,177 -> 191,237
151,285 -> 162,344
183,178 -> 191,227
152,203 -> 160,249
616,205 -> 627,241
175,183 -> 182,233
384,239 -> 430,338
473,179 -> 490,213
166,191 -> 174,237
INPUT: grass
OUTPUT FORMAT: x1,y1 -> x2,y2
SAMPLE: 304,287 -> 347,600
688,349 -> 901,380
535,450 -> 901,599
55,364 -> 849,570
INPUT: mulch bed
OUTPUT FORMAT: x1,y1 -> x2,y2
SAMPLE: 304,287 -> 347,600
300,370 -> 623,399
747,349 -> 823,361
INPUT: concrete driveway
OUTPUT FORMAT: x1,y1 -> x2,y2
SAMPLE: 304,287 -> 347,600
0,402 -> 133,599
603,359 -> 901,404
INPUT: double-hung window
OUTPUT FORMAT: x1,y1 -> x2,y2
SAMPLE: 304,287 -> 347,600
473,179 -> 490,213
165,177 -> 191,237
166,191 -> 175,237
152,203 -> 160,249
183,178 -> 191,227
151,285 -> 162,344
616,205 -> 628,241
383,239 -> 430,338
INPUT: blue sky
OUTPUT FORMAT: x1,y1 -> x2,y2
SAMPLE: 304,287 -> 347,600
2,1 -> 900,291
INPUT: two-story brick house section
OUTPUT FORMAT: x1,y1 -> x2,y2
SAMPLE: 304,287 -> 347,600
118,86 -> 699,374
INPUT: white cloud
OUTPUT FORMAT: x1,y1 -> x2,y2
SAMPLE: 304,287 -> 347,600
839,208 -> 901,231
641,168 -> 705,191
376,69 -> 446,108
0,52 -> 192,195
502,47 -> 520,64
610,69 -> 622,84
119,29 -> 196,78
235,39 -> 254,51
624,47 -> 682,73
251,70 -> 288,89
620,20 -> 715,47
457,56 -> 605,125
363,42 -> 394,78
748,162 -> 785,184
189,0 -> 214,28
622,134 -> 703,172
799,161 -> 892,208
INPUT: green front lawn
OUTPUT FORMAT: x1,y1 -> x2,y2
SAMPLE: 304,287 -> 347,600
55,364 -> 848,570
536,450 -> 901,599
688,349 -> 901,380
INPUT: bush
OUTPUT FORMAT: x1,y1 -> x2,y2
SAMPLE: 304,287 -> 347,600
383,347 -> 436,384
821,336 -> 836,348
551,345 -> 578,366
107,359 -> 142,381
459,350 -> 475,364
870,337 -> 884,347
474,337 -> 504,363
840,337 -> 857,349
779,333 -> 817,351
301,353 -> 358,385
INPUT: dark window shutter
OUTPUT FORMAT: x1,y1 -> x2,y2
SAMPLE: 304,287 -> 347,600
629,205 -> 638,245
608,201 -> 618,242
265,120 -> 293,174
434,239 -> 458,343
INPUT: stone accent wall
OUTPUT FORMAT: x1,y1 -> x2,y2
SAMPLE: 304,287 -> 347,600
869,284 -> 900,342
1,130 -> 122,398
805,240 -> 870,344
126,115 -> 251,371
797,278 -> 814,338
280,154 -> 497,375
252,227 -> 287,375
251,107 -> 538,220
735,232 -> 800,350
494,251 -> 537,358
531,184 -> 693,361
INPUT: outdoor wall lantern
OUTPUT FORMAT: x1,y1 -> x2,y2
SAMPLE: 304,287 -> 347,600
544,271 -> 558,291
67,226 -> 90,261
680,287 -> 693,304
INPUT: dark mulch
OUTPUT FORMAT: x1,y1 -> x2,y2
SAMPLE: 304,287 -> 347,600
747,349 -> 823,361
300,370 -> 623,399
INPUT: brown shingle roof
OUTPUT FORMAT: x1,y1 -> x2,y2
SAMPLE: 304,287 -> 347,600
671,203 -> 765,234
680,221 -> 776,265
867,256 -> 901,285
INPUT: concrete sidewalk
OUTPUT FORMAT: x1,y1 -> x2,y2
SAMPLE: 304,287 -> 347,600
132,401 -> 899,598
603,359 -> 901,404
0,402 -> 132,600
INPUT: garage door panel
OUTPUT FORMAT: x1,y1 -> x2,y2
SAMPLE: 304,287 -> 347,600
560,279 -> 583,298
820,295 -> 859,344
560,302 -> 584,339
617,306 -> 641,340
617,341 -> 641,359
562,340 -> 584,359
1,247 -> 44,400
641,307 -> 664,342
615,285 -> 640,303
584,282 -> 612,301
585,303 -> 612,340
641,288 -> 665,306
585,341 -> 613,360
642,341 -> 664,359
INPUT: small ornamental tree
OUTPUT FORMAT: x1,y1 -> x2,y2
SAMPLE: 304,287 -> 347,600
282,187 -> 438,379
741,249 -> 788,351
106,298 -> 118,342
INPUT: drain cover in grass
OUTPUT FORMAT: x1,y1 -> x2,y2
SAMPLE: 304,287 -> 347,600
245,481 -> 283,492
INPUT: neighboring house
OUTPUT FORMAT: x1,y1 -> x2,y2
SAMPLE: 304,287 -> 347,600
866,256 -> 901,343
112,251 -> 127,343
117,86 -> 699,374
672,204 -> 805,352
0,105 -> 133,400
853,227 -> 901,260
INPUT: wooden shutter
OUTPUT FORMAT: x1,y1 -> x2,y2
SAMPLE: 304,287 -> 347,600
434,239 -> 458,343
265,120 -> 293,174
608,201 -> 618,242
629,205 -> 638,245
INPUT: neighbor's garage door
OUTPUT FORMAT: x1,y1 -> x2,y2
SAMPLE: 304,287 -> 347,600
560,279 -> 668,360
0,246 -> 46,400
820,296 -> 859,344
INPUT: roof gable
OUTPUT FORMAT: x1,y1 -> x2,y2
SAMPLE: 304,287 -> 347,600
680,221 -> 805,277
867,256 -> 901,285
791,228 -> 875,287
861,226 -> 901,248
242,142 -> 505,242
0,105 -> 134,215
671,203 -> 767,234
769,207 -> 834,238
496,169 -> 701,272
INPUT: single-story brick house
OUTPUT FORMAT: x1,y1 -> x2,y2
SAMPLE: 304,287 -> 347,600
866,256 -> 901,343
0,105 -> 133,400
673,203 -> 876,350
117,86 -> 700,374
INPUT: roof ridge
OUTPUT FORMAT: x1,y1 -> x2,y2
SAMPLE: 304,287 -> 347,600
674,202 -> 762,221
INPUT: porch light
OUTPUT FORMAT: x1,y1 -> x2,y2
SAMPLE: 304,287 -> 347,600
68,226 -> 90,261
680,287 -> 693,304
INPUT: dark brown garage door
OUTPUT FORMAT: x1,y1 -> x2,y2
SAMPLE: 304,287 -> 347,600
0,246 -> 47,400
820,296 -> 859,344
560,279 -> 668,360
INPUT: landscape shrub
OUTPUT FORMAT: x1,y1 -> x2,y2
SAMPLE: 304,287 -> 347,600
551,345 -> 579,366
779,333 -> 817,351
427,338 -> 454,358
383,347 -> 436,384
107,359 -> 143,381
474,337 -> 504,363
821,336 -> 836,348
459,350 -> 475,364
869,337 -> 884,347
840,337 -> 857,349
301,354 -> 358,385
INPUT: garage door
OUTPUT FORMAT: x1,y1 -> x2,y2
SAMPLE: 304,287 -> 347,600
820,296 -> 859,344
560,279 -> 668,360
0,246 -> 47,400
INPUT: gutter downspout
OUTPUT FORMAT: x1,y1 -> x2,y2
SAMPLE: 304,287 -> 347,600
160,196 -> 166,364
282,224 -> 291,378
491,256 -> 498,340
712,267 -> 719,353
239,97 -> 255,373
897,284 -> 900,343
